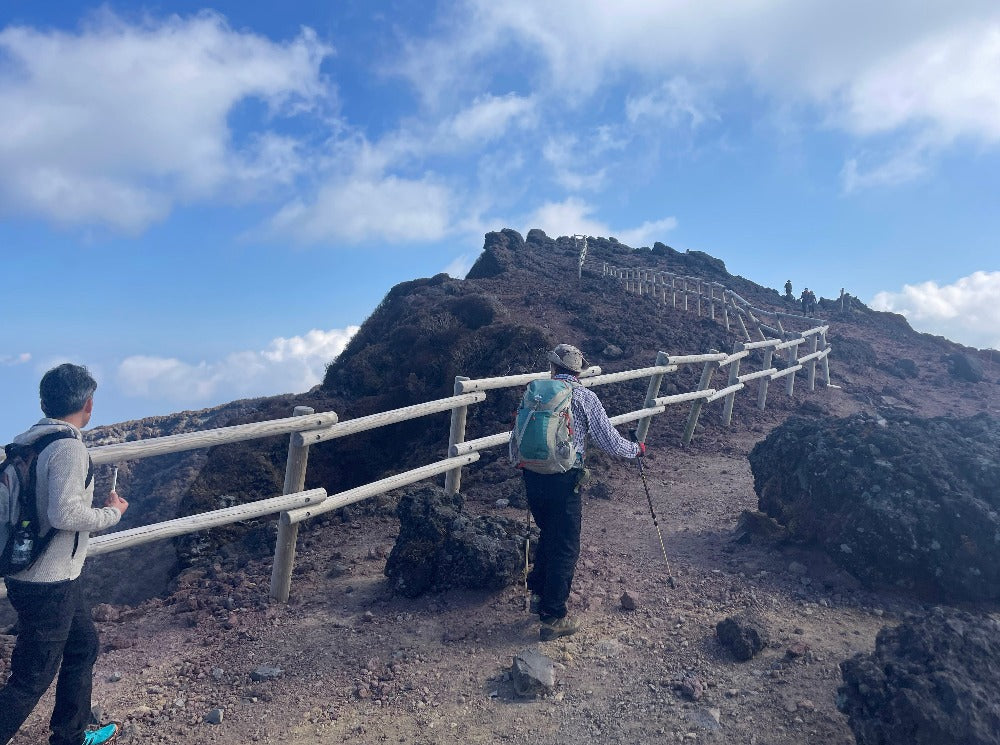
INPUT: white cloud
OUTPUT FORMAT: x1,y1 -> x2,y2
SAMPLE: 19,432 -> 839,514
525,198 -> 677,247
526,198 -> 612,240
444,254 -> 475,279
443,93 -> 535,144
542,135 -> 607,191
871,271 -> 1000,349
840,23 -> 1000,142
0,353 -> 31,366
268,174 -> 453,244
116,326 -> 360,404
616,218 -> 679,248
0,11 -> 332,231
397,0 -> 1000,187
841,143 -> 930,192
626,77 -> 718,129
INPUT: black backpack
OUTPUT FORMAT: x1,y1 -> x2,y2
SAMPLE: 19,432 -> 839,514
0,431 -> 93,575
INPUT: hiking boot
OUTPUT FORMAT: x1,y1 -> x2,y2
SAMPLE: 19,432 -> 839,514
529,593 -> 541,615
82,722 -> 120,745
539,615 -> 580,641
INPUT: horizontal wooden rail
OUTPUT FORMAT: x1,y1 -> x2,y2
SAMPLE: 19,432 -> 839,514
655,389 -> 717,406
801,325 -> 830,337
607,405 -> 666,427
774,337 -> 807,351
707,382 -> 745,403
579,365 -> 678,387
451,432 -> 510,456
742,338 -> 782,350
90,412 -> 339,465
770,364 -> 803,379
295,393 -> 486,447
456,367 -> 602,393
89,488 -> 328,556
283,453 -> 480,524
668,353 -> 728,365
737,367 -> 778,384
719,350 -> 750,367
796,348 -> 830,365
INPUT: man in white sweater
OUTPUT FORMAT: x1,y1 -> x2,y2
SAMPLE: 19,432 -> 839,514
1,364 -> 128,745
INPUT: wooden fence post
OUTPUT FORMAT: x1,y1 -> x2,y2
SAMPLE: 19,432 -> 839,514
757,346 -> 774,410
635,351 -> 670,443
821,329 -> 831,386
737,313 -> 751,342
444,376 -> 471,495
722,291 -> 730,331
270,405 -> 314,602
671,276 -> 677,307
682,358 -> 719,445
722,342 -> 744,426
807,334 -> 820,391
786,341 -> 800,396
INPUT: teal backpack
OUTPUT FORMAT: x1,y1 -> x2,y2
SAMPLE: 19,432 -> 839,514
510,379 -> 579,474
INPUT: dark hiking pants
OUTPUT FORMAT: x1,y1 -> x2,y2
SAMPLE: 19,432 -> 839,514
523,468 -> 584,620
0,577 -> 98,745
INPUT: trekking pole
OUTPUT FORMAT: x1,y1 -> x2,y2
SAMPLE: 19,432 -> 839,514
523,504 -> 532,610
635,454 -> 676,588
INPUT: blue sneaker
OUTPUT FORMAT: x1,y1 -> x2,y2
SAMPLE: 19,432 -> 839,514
82,722 -> 120,745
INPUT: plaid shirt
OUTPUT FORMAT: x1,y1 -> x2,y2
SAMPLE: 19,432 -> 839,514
553,374 -> 640,460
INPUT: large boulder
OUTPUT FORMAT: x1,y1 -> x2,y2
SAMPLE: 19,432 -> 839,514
944,352 -> 985,383
838,608 -> 1000,745
384,484 -> 535,597
748,413 -> 1000,600
466,229 -> 524,279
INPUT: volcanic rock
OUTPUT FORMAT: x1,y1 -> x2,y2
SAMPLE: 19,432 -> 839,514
384,484 -> 536,597
511,648 -> 556,697
748,412 -> 1000,600
716,612 -> 769,661
838,607 -> 1000,745
944,352 -> 985,382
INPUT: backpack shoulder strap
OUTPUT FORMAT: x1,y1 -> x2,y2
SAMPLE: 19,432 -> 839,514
17,431 -> 85,523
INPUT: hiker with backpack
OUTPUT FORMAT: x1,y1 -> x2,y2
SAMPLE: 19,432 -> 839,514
511,344 -> 645,641
0,364 -> 128,745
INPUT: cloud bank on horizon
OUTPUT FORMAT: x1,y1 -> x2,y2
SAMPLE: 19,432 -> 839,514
1,0 -> 998,433
872,271 -> 1000,351
115,325 -> 360,414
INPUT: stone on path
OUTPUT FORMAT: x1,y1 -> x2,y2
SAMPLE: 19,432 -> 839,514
511,648 -> 556,697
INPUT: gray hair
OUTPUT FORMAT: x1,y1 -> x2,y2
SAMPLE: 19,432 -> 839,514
40,363 -> 97,418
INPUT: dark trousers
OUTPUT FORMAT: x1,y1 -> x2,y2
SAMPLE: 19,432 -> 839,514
0,577 -> 98,745
523,468 -> 583,620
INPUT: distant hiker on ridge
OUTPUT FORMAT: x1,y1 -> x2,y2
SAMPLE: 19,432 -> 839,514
0,364 -> 128,745
510,344 -> 645,641
784,279 -> 793,299
800,288 -> 816,316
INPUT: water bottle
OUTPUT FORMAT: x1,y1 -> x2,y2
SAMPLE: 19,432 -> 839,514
9,521 -> 34,569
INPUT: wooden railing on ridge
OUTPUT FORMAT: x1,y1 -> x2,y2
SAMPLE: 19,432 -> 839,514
0,267 -> 834,605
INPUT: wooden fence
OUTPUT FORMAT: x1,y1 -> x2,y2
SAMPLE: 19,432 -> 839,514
0,273 -> 833,604
605,263 -> 826,341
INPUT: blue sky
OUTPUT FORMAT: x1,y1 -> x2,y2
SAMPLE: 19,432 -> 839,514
2,1 -> 999,442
